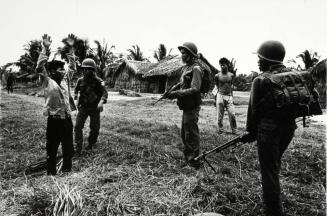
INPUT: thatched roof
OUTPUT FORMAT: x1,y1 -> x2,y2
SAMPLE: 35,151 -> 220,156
143,55 -> 214,78
143,56 -> 183,78
114,60 -> 157,77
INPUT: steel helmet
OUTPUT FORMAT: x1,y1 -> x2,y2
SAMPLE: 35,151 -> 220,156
256,40 -> 285,63
81,58 -> 97,69
178,42 -> 198,57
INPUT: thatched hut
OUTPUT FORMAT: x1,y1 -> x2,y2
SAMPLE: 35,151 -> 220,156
143,56 -> 183,93
143,55 -> 215,93
112,60 -> 157,92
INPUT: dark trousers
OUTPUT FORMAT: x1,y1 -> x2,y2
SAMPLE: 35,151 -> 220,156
46,116 -> 74,175
181,107 -> 200,164
257,118 -> 296,216
75,108 -> 100,150
7,83 -> 13,94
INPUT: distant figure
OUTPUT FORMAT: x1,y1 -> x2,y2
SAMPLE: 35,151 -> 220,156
215,57 -> 237,134
36,34 -> 77,175
166,42 -> 203,169
74,58 -> 108,155
6,73 -> 14,93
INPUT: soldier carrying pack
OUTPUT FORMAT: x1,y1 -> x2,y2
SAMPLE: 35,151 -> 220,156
257,68 -> 322,125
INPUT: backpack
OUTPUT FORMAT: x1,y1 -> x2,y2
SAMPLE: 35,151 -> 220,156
195,59 -> 212,94
261,70 -> 322,121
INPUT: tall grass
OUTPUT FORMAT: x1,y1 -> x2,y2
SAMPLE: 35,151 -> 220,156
0,92 -> 325,215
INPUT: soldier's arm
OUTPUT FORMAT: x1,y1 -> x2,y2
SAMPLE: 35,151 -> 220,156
246,77 -> 261,134
174,66 -> 202,97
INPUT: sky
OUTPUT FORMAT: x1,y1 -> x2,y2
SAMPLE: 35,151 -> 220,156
0,0 -> 326,74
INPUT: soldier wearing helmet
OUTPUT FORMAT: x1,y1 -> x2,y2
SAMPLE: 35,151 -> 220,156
242,40 -> 296,216
36,34 -> 77,175
74,58 -> 108,154
166,42 -> 203,169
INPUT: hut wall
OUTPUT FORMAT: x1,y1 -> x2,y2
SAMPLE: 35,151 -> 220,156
147,77 -> 160,93
114,69 -> 149,92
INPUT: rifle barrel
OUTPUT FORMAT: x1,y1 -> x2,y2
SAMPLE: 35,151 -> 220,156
194,136 -> 242,161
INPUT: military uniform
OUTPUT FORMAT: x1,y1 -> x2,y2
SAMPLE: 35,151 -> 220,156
246,65 -> 296,216
170,62 -> 203,168
74,75 -> 108,151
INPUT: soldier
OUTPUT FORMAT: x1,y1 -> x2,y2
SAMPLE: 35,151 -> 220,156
36,34 -> 77,175
6,73 -> 14,94
166,42 -> 203,169
242,40 -> 297,216
74,58 -> 108,154
215,57 -> 237,134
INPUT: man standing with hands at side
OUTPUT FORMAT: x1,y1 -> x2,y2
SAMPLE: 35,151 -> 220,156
74,58 -> 108,155
166,42 -> 203,169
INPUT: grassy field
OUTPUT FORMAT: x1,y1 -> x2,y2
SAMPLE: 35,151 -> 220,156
0,90 -> 325,216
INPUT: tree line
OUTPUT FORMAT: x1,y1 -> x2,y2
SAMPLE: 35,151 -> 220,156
0,35 -> 323,92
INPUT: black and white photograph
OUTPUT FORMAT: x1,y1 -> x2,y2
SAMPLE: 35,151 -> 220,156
0,0 -> 326,215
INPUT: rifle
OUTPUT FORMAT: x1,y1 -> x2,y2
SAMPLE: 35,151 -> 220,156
152,82 -> 181,105
24,155 -> 63,175
193,135 -> 244,173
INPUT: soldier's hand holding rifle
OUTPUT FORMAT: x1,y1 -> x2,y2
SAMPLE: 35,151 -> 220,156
240,132 -> 256,143
152,82 -> 181,105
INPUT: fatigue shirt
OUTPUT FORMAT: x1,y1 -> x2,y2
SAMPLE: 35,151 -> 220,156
175,62 -> 203,110
36,51 -> 76,119
178,63 -> 203,96
246,65 -> 291,134
74,76 -> 108,109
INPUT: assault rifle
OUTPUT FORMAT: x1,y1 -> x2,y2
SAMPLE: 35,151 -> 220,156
152,82 -> 181,105
24,155 -> 63,175
193,135 -> 246,173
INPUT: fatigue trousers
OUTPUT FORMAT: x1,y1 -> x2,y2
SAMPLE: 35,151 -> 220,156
75,108 -> 100,150
181,107 -> 200,164
216,93 -> 237,130
46,116 -> 74,175
257,118 -> 296,216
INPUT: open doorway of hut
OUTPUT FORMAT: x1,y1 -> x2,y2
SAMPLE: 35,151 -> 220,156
158,77 -> 167,93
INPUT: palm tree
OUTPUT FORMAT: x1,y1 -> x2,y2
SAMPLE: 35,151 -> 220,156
153,44 -> 172,62
127,45 -> 146,61
57,35 -> 91,65
228,58 -> 237,76
91,39 -> 116,78
16,40 -> 43,74
297,50 -> 320,69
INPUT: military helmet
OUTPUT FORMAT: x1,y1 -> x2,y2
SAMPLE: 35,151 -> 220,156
178,42 -> 198,57
81,58 -> 97,69
256,40 -> 285,63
